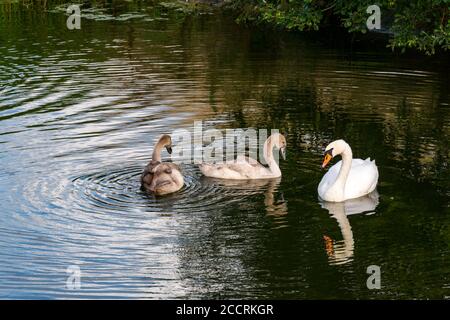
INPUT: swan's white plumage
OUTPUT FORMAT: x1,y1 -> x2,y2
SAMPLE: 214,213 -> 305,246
318,146 -> 379,202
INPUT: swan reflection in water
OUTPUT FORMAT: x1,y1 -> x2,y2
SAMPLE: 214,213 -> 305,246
321,191 -> 379,265
201,177 -> 288,225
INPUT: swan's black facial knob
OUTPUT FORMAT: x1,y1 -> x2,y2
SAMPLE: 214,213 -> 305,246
166,146 -> 173,154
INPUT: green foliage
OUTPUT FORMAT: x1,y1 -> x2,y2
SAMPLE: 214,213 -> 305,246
227,0 -> 450,55
387,0 -> 450,54
2,0 -> 448,54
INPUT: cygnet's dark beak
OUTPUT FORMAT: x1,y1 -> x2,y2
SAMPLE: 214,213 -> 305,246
280,147 -> 286,161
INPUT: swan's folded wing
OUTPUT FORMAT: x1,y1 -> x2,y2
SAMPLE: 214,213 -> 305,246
236,155 -> 260,166
199,159 -> 265,179
345,160 -> 379,199
141,160 -> 160,186
167,162 -> 182,172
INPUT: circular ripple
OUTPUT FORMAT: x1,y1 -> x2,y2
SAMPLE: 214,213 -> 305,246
70,164 -> 275,217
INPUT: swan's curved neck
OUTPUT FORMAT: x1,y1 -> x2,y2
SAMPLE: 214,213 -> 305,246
333,144 -> 353,191
263,137 -> 281,177
332,208 -> 354,257
152,140 -> 165,162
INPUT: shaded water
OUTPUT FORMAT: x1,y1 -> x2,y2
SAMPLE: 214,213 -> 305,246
0,4 -> 449,299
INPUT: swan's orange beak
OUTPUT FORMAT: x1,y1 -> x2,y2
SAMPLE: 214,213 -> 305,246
322,153 -> 332,168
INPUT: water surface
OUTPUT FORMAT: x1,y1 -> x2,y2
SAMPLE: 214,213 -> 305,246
0,5 -> 449,299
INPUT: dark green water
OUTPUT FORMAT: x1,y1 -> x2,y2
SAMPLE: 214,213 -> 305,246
0,4 -> 449,299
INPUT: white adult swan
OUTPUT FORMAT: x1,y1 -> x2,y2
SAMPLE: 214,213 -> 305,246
318,139 -> 378,202
199,133 -> 286,179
